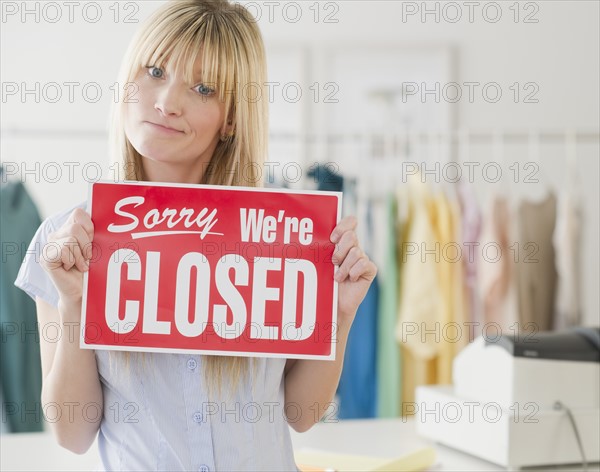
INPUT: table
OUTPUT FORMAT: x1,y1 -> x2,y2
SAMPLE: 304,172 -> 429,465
289,418 -> 600,471
1,418 -> 598,471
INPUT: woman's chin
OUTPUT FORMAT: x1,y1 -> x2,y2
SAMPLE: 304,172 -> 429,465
135,146 -> 181,165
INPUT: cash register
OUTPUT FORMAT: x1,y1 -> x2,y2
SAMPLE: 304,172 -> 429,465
416,327 -> 600,469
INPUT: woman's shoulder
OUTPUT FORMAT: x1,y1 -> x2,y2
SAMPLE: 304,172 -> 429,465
13,200 -> 88,307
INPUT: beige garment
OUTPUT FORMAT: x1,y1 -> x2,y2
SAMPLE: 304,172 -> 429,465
517,193 -> 558,332
396,177 -> 465,408
447,195 -> 469,352
553,192 -> 583,329
400,346 -> 437,412
395,176 -> 441,408
395,176 -> 443,360
432,191 -> 466,384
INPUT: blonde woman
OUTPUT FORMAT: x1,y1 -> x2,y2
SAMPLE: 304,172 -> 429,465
15,1 -> 377,470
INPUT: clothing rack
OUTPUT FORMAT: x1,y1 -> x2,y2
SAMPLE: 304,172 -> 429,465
268,129 -> 600,185
3,126 -> 599,142
269,129 -> 600,142
4,127 -> 597,185
3,126 -> 598,184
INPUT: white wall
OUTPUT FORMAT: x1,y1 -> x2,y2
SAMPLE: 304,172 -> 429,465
1,1 -> 598,325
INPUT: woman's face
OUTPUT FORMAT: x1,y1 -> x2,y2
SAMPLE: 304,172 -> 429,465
124,55 -> 227,183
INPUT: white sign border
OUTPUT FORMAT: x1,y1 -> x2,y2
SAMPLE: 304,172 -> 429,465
80,179 -> 342,361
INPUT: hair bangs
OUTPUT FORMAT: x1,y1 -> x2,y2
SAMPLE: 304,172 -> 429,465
196,14 -> 238,102
132,10 -> 237,104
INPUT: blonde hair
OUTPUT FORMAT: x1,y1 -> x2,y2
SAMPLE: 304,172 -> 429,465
107,0 -> 269,395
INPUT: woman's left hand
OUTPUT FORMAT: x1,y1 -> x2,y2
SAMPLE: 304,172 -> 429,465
330,216 -> 378,324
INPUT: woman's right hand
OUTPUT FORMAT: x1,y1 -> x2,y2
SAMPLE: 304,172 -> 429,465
41,208 -> 95,306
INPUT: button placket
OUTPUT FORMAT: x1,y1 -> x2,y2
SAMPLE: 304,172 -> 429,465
181,355 -> 216,470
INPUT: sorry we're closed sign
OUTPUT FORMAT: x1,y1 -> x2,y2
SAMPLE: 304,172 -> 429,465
81,181 -> 341,360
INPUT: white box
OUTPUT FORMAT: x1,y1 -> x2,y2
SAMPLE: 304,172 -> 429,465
415,385 -> 600,469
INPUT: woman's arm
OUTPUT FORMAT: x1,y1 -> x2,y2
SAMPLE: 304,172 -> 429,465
37,297 -> 103,454
37,208 -> 102,453
283,320 -> 352,432
284,216 -> 377,432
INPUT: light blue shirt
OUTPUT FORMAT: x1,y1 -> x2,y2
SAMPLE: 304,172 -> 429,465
15,201 -> 300,471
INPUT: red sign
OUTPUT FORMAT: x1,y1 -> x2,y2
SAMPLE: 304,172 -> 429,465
81,181 -> 341,360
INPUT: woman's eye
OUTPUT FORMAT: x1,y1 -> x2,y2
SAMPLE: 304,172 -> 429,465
194,84 -> 215,96
147,66 -> 164,79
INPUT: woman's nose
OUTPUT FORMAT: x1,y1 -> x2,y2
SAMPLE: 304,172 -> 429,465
154,84 -> 183,117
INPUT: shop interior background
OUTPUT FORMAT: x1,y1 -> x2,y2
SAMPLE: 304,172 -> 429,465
2,0 -> 598,324
1,0 -> 599,469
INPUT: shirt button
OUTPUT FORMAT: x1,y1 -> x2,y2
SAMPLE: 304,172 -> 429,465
193,412 -> 203,423
198,466 -> 209,472
187,358 -> 197,370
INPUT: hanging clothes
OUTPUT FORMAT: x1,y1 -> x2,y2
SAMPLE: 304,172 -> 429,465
430,191 -> 454,384
477,194 -> 519,334
332,169 -> 380,419
395,174 -> 441,408
436,191 -> 468,383
0,387 -> 7,434
396,174 -> 441,358
337,277 -> 379,419
342,171 -> 399,418
395,174 -> 467,409
553,191 -> 583,329
0,175 -> 44,432
516,192 -> 558,332
457,179 -> 482,341
375,192 -> 401,418
306,164 -> 344,193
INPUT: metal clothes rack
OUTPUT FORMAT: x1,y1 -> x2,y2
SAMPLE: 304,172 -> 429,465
2,127 -> 599,176
268,129 -> 600,183
3,127 -> 599,141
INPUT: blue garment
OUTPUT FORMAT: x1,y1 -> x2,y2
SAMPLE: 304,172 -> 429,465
337,277 -> 379,419
14,201 -> 299,471
310,165 -> 381,418
307,164 -> 344,193
1,178 -> 43,432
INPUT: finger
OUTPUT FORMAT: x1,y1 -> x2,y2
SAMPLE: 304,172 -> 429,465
348,257 -> 377,283
69,239 -> 89,272
54,223 -> 93,260
330,216 -> 357,243
331,230 -> 358,266
335,246 -> 363,282
42,238 -> 75,272
58,236 -> 87,272
67,208 -> 94,242
41,239 -> 65,271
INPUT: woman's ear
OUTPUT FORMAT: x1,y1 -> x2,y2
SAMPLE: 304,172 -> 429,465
220,118 -> 236,142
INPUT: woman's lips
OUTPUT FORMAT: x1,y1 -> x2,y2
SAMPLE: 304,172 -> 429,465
145,121 -> 184,135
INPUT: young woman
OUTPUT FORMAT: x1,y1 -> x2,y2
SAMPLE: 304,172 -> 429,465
15,1 -> 377,470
